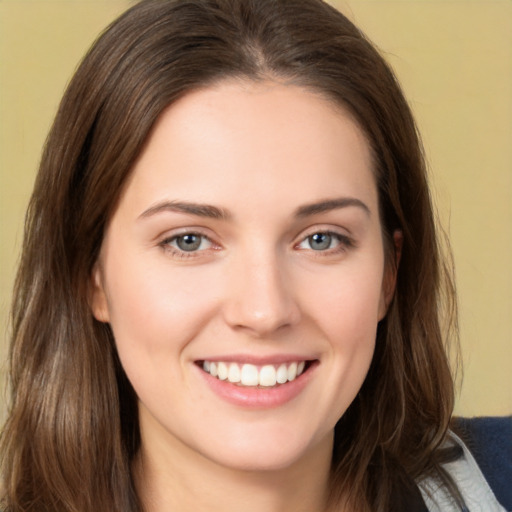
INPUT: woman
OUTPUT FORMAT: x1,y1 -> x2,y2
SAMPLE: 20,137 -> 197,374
0,1 -> 506,511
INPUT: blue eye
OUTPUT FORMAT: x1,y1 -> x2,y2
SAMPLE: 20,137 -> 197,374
297,231 -> 351,252
308,232 -> 334,251
164,233 -> 213,253
175,234 -> 202,251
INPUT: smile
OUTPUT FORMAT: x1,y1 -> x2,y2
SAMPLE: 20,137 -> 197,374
201,360 -> 307,387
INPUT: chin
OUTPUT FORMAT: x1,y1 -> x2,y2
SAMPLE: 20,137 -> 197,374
196,426 -> 332,474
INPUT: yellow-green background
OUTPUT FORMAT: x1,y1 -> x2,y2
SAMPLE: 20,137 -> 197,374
1,0 -> 511,419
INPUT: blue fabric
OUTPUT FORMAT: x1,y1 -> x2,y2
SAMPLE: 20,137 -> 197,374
454,416 -> 512,511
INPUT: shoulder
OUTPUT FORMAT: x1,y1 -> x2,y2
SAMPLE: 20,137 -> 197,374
418,418 -> 512,512
454,416 -> 512,511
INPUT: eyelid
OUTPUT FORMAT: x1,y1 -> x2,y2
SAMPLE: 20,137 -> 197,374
158,228 -> 221,258
293,226 -> 356,253
294,224 -> 353,243
156,225 -> 218,243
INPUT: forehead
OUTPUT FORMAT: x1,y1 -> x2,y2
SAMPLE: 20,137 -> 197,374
119,80 -> 377,218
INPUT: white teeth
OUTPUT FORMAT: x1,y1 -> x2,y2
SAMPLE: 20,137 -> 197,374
217,362 -> 228,380
259,365 -> 277,387
240,364 -> 259,386
276,364 -> 288,384
227,363 -> 241,383
288,362 -> 297,381
202,360 -> 308,387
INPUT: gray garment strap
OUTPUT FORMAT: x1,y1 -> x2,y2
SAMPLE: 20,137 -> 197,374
417,432 -> 506,512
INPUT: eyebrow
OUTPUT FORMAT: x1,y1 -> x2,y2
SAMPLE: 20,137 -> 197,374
138,196 -> 370,222
138,200 -> 230,220
294,197 -> 371,218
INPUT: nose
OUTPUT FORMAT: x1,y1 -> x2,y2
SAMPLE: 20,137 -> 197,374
222,249 -> 301,337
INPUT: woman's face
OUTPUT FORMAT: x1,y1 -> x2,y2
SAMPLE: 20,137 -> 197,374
91,81 -> 394,473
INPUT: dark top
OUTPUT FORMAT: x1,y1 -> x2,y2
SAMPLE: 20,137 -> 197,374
403,416 -> 512,512
454,415 -> 512,511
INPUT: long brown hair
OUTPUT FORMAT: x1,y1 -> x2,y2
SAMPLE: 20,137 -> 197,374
1,1 -> 459,510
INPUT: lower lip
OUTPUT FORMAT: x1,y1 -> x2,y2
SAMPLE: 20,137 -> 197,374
197,363 -> 317,409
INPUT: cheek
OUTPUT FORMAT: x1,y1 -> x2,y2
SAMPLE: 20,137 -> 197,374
301,262 -> 385,341
295,267 -> 382,431
103,255 -> 220,364
300,260 -> 383,393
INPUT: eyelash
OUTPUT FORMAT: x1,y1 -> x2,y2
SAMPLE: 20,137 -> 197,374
159,232 -> 217,259
159,229 -> 355,259
295,230 -> 355,255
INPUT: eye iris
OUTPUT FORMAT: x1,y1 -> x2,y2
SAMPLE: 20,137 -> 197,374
309,233 -> 332,250
176,234 -> 202,251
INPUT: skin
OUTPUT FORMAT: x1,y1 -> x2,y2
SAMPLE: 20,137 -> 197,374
91,80 -> 397,512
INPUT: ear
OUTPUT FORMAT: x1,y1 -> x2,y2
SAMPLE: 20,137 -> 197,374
89,263 -> 110,323
378,230 -> 403,320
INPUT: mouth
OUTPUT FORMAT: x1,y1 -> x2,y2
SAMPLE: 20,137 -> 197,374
197,360 -> 315,388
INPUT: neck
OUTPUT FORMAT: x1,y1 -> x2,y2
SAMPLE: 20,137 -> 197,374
134,427 -> 335,512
